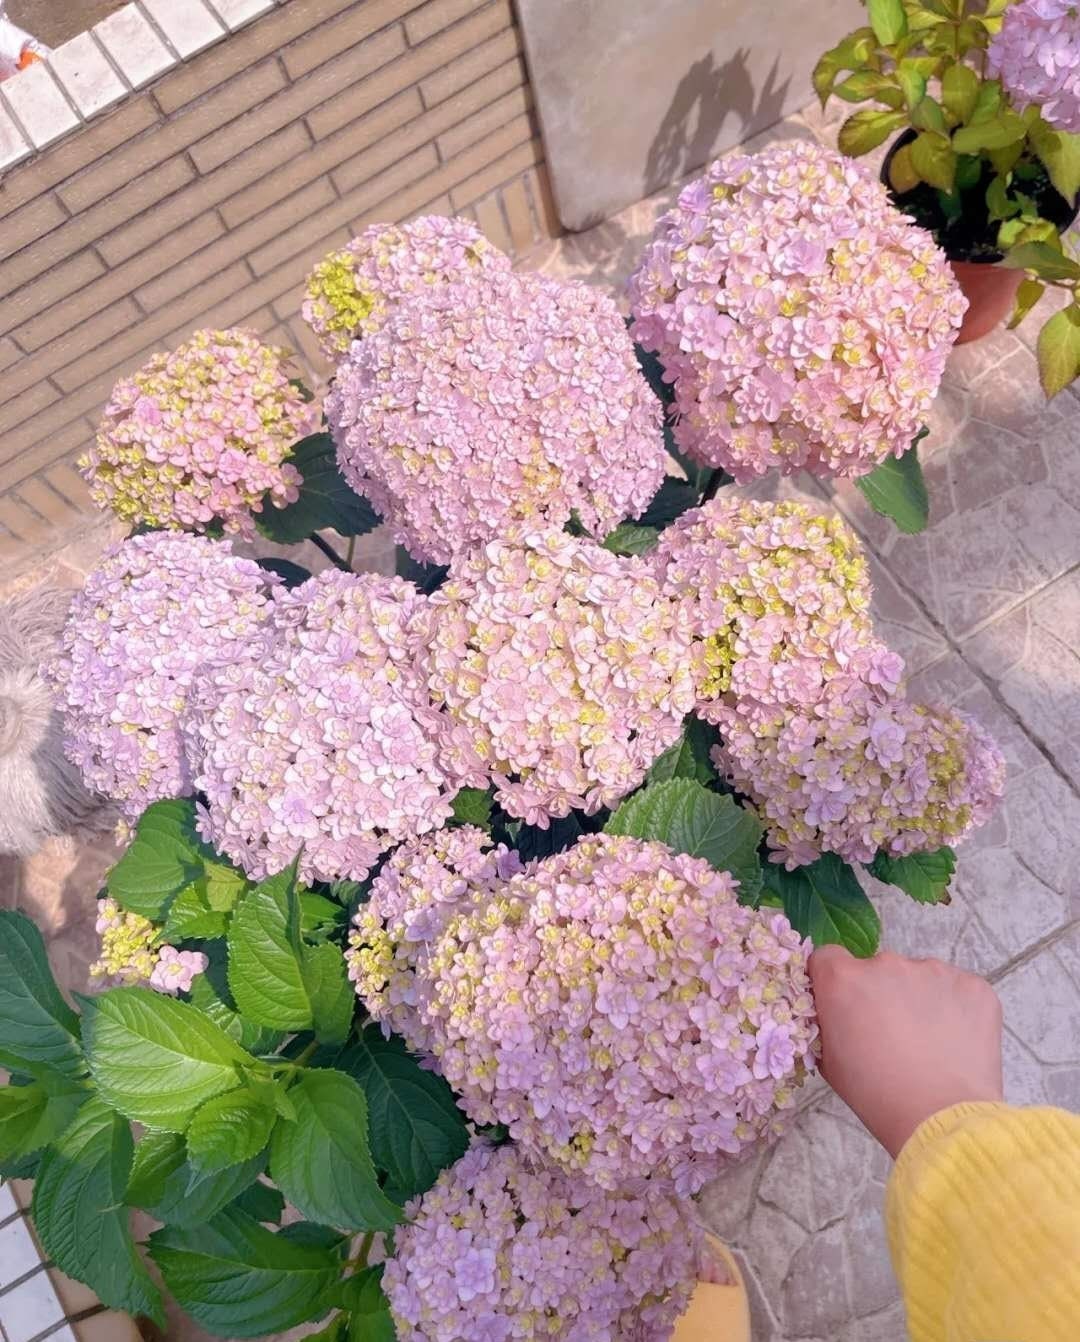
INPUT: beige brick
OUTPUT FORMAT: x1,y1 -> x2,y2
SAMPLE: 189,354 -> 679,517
53,263 -> 250,393
0,496 -> 51,544
258,143 -> 438,275
524,164 -> 560,239
0,159 -> 195,298
472,193 -> 511,253
499,174 -> 536,253
152,0 -> 359,113
0,412 -> 99,492
0,97 -> 160,218
190,24 -> 405,175
14,212 -> 225,351
406,0 -> 501,45
60,59 -> 287,214
0,297 -> 141,405
282,0 -> 426,79
419,21 -> 519,108
136,176 -> 336,309
206,230 -> 353,337
450,135 -> 541,211
405,191 -> 452,223
0,336 -> 19,371
13,476 -> 84,528
224,87 -> 422,228
3,250 -> 109,342
44,460 -> 95,511
436,84 -> 531,161
0,379 -> 60,436
308,9 -> 516,139
329,62 -> 524,196
1,194 -> 68,268
166,299 -> 281,349
99,121 -> 309,266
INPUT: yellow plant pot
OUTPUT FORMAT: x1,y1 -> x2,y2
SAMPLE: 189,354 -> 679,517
671,1234 -> 752,1342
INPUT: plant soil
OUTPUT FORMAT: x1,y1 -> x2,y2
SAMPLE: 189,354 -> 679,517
882,131 -> 1077,262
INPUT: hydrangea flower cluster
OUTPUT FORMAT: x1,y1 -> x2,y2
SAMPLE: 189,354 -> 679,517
989,0 -> 1080,134
302,216 -> 510,360
383,1142 -> 701,1342
327,268 -> 667,564
184,569 -> 457,883
46,532 -> 278,820
652,496 -> 880,718
91,898 -> 208,995
417,529 -> 695,824
628,141 -> 966,481
346,826 -> 522,1054
356,833 -> 818,1194
78,329 -> 317,537
717,684 -> 1007,868
652,497 -> 1005,865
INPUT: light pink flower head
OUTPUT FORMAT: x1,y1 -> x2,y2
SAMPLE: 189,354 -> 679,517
183,569 -> 457,883
989,0 -> 1080,133
346,826 -> 522,1055
302,215 -> 511,360
45,532 -> 278,819
415,528 -> 696,825
383,1142 -> 702,1342
652,496 -> 878,721
628,141 -> 966,481
327,268 -> 667,564
407,834 -> 818,1193
149,946 -> 209,996
80,329 -> 317,537
716,682 -> 1007,868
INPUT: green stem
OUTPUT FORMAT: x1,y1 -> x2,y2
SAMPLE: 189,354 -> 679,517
271,1038 -> 320,1079
346,534 -> 357,568
356,1231 -> 374,1269
308,531 -> 353,572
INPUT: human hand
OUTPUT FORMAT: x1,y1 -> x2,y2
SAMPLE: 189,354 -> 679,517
808,946 -> 1004,1158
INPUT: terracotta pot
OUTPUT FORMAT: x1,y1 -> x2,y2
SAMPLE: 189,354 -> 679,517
949,260 -> 1023,345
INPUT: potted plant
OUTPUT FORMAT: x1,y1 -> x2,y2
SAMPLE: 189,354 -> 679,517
814,0 -> 1080,392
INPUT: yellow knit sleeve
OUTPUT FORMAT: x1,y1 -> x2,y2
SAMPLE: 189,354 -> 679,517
886,1101 -> 1080,1342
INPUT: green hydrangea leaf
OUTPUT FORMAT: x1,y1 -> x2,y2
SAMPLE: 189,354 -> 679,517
82,986 -> 262,1132
0,911 -> 84,1080
232,1179 -> 286,1224
106,799 -> 205,918
449,787 -> 494,831
337,1268 -> 396,1342
638,476 -> 697,528
868,0 -> 907,45
256,433 -> 380,544
339,1027 -> 469,1202
647,717 -> 718,786
0,1078 -> 86,1160
186,1087 -> 278,1173
605,779 -> 763,902
602,523 -> 660,556
126,1129 -> 267,1226
228,864 -> 313,1032
855,438 -> 930,534
149,1207 -> 341,1337
302,943 -> 355,1047
269,1069 -> 401,1232
33,1097 -> 164,1324
763,854 -> 881,957
869,846 -> 956,904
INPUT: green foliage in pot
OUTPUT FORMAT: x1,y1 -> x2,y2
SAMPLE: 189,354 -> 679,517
815,0 -> 1080,393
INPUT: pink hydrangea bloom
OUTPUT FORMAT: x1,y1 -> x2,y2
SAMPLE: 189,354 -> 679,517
79,329 -> 316,537
415,529 -> 696,824
327,268 -> 667,563
404,834 -> 818,1193
347,827 -> 522,1055
184,569 -> 457,883
149,945 -> 209,996
989,0 -> 1080,133
383,1142 -> 702,1342
716,678 -> 1007,868
652,496 -> 880,721
302,216 -> 510,360
628,141 -> 966,481
45,532 -> 278,819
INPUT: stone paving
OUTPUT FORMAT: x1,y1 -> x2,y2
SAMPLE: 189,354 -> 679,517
2,101 -> 1079,1341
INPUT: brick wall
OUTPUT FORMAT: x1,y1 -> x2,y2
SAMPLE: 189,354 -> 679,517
0,0 -> 559,564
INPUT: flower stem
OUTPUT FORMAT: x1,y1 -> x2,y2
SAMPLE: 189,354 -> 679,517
308,531 -> 353,572
346,534 -> 357,568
